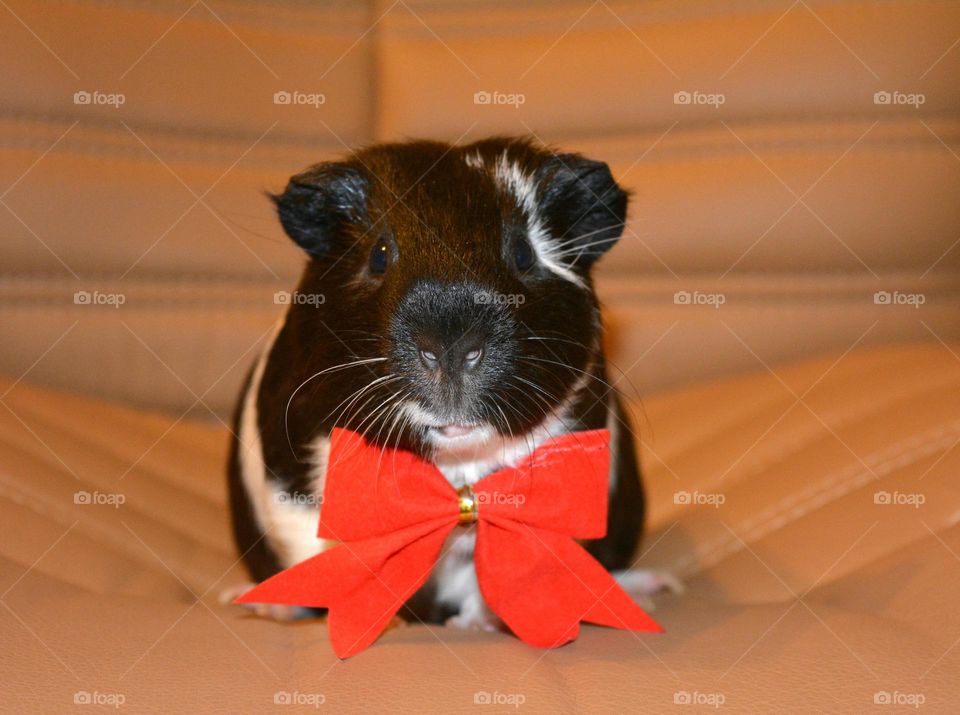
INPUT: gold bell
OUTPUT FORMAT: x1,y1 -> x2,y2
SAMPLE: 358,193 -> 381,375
457,485 -> 478,524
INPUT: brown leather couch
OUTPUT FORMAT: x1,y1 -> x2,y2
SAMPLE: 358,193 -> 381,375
2,1 -> 958,712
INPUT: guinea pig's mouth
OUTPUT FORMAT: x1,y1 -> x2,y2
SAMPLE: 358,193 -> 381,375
396,400 -> 497,449
434,423 -> 479,439
425,420 -> 496,448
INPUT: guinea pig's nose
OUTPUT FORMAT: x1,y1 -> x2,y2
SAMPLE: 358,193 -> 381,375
417,336 -> 484,376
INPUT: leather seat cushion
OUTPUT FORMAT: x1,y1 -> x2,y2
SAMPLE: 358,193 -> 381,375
1,343 -> 958,712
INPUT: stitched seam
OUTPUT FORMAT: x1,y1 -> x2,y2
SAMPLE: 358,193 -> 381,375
28,0 -> 369,32
385,0 -> 939,37
716,374 -> 960,492
673,420 -> 960,576
3,124 -> 957,165
0,398 -> 226,507
645,352 -> 960,480
0,475 -> 234,568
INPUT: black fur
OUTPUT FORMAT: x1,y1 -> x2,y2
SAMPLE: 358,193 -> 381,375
227,137 -> 645,619
226,366 -> 284,582
272,164 -> 369,258
535,154 -> 628,266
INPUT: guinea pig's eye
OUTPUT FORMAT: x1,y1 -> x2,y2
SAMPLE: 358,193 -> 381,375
514,235 -> 535,272
369,236 -> 391,274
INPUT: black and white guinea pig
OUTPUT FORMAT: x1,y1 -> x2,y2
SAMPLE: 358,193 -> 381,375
227,137 -> 678,628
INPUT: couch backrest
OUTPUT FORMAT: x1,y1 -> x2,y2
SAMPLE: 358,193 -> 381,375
2,0 -> 958,417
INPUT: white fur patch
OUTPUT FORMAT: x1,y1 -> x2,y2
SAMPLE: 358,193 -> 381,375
613,568 -> 685,611
467,150 -> 587,289
437,530 -> 500,631
432,413 -> 571,487
606,392 -> 619,490
238,321 -> 333,569
463,150 -> 485,170
412,368 -> 595,618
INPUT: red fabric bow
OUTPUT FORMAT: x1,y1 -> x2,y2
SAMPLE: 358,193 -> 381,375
236,427 -> 662,657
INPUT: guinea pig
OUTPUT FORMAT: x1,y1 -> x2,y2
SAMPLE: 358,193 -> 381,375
226,137 -> 680,629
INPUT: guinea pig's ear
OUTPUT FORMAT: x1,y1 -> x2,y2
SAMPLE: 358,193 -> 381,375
537,154 -> 628,267
271,163 -> 368,259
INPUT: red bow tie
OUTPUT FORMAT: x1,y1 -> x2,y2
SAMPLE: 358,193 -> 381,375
237,427 -> 662,657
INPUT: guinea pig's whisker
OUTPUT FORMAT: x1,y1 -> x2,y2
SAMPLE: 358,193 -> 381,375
522,333 -> 640,399
381,401 -> 411,470
521,390 -> 558,429
513,374 -> 560,403
550,221 -> 626,247
487,400 -> 507,434
492,401 -> 518,462
522,335 -> 581,345
517,356 -> 617,393
346,385 -> 406,441
388,402 -> 414,459
500,381 -> 549,428
350,386 -> 410,503
497,384 -> 538,430
330,373 -> 398,416
514,356 -> 573,393
284,357 -> 390,457
327,374 -> 400,432
366,387 -> 410,440
547,229 -> 624,258
288,373 -> 399,463
505,379 -> 553,429
550,237 -> 622,260
490,399 -> 513,436
392,406 -> 420,493
338,375 -> 400,421
374,390 -> 416,479
521,333 -> 593,353
368,397 -> 402,451
365,388 -> 409,448
492,393 -> 540,475
339,389 -> 392,439
516,357 -> 614,412
551,225 -> 623,247
354,399 -> 409,489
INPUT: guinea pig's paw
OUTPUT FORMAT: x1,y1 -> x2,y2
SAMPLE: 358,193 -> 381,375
613,569 -> 685,611
218,583 -> 316,622
445,610 -> 503,633
249,603 -> 317,621
218,582 -> 254,606
384,615 -> 409,632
